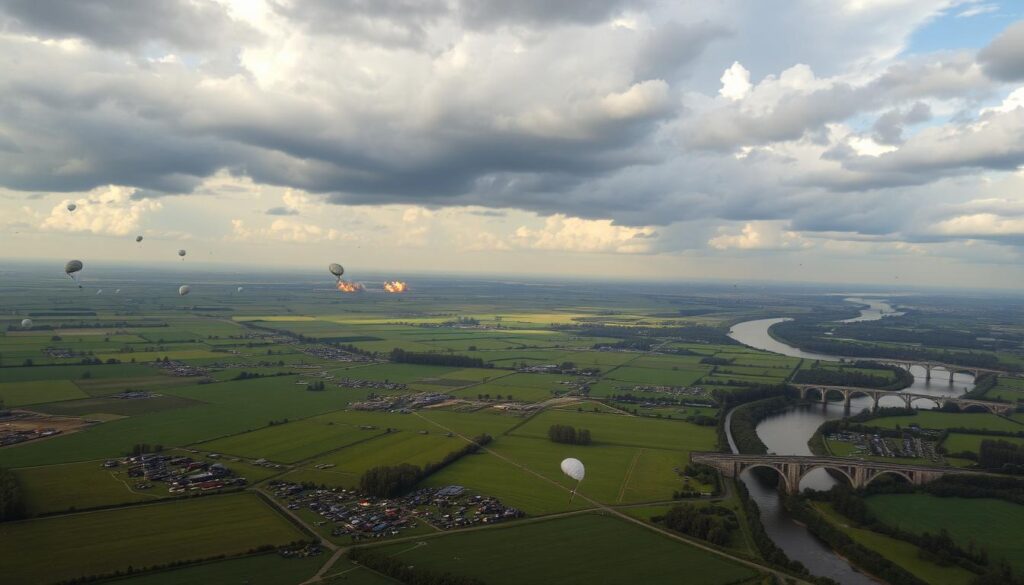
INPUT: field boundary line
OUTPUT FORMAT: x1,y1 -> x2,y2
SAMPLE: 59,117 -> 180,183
617,448 -> 643,503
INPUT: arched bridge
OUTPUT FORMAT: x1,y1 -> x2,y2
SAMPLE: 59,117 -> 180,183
691,452 -> 961,495
792,384 -> 1016,415
876,360 -> 1004,381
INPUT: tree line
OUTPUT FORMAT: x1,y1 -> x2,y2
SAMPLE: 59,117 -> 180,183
0,466 -> 25,522
793,361 -> 913,390
348,548 -> 486,585
390,348 -> 491,369
547,424 -> 592,445
360,434 -> 493,498
658,503 -> 736,546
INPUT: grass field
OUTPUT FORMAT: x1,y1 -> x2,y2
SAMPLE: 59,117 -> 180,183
14,460 -> 164,515
200,418 -> 384,463
812,503 -> 975,585
942,432 -> 1024,455
371,513 -> 759,585
0,493 -> 306,584
510,409 -> 718,452
113,553 -> 326,585
0,379 -> 88,406
866,494 -> 1024,571
866,411 -> 1024,432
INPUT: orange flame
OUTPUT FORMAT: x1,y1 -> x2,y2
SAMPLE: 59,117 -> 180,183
336,280 -> 364,293
383,280 -> 408,293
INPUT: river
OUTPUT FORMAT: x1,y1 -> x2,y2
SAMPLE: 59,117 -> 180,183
726,301 -> 974,584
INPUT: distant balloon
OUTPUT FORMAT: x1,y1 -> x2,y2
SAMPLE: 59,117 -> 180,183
21,318 -> 32,328
64,260 -> 84,288
96,289 -> 103,295
115,289 -> 121,294
560,458 -> 585,482
237,286 -> 244,293
178,249 -> 186,259
136,235 -> 143,243
66,203 -> 77,213
178,285 -> 191,296
329,263 -> 345,280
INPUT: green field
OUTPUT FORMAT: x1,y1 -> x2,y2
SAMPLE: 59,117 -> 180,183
866,411 -> 1024,432
511,409 -> 718,451
371,514 -> 758,585
0,493 -> 306,584
813,503 -> 975,585
14,460 -> 163,515
942,432 -> 1024,455
866,494 -> 1024,571
113,553 -> 326,585
0,379 -> 88,406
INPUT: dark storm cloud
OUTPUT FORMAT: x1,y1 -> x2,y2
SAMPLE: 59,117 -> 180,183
270,0 -> 448,48
459,0 -> 646,30
266,206 -> 300,216
0,0 -> 256,50
978,20 -> 1024,81
634,20 -> 730,81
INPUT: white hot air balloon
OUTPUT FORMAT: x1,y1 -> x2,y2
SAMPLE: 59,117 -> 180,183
96,289 -> 103,295
178,249 -> 187,260
178,285 -> 191,296
64,260 -> 84,288
66,202 -> 77,213
328,263 -> 345,281
237,286 -> 244,293
560,457 -> 586,502
21,318 -> 33,329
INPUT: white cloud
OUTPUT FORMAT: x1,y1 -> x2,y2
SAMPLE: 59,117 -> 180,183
933,213 -> 1024,236
709,221 -> 810,250
229,217 -> 352,243
40,185 -> 160,236
719,61 -> 752,101
511,215 -> 656,254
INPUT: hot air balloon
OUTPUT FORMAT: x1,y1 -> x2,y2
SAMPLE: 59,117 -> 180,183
115,289 -> 121,294
136,235 -> 143,243
178,285 -> 191,296
66,203 -> 77,213
96,289 -> 103,295
328,263 -> 345,281
64,260 -> 84,288
21,318 -> 32,328
560,457 -> 585,502
178,249 -> 186,260
237,286 -> 244,293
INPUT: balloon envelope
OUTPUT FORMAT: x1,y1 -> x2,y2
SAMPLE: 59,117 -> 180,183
21,318 -> 32,328
178,285 -> 191,296
67,203 -> 77,212
178,249 -> 186,257
136,235 -> 143,242
329,263 -> 344,278
237,286 -> 244,292
64,260 -> 83,274
560,458 -> 585,481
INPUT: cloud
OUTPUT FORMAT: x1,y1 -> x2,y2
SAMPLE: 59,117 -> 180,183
265,206 -> 299,216
39,185 -> 160,236
708,221 -> 810,250
0,0 -> 256,51
230,217 -> 351,243
719,61 -> 752,101
511,215 -> 656,253
978,20 -> 1024,81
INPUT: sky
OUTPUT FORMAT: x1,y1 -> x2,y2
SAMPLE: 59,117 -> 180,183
1,0 -> 1023,289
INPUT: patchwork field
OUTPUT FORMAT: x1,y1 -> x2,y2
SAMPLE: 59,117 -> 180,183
0,493 -> 306,584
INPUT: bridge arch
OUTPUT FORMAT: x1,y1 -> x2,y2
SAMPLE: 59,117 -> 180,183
907,396 -> 942,409
804,464 -> 856,489
739,463 -> 792,493
863,468 -> 914,488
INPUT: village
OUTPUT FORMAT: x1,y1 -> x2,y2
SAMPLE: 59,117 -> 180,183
105,453 -> 249,493
269,481 -> 524,541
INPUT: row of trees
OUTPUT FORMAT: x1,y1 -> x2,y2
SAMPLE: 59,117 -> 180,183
360,435 -> 493,498
547,424 -> 592,445
0,466 -> 25,522
389,348 -> 491,369
659,503 -> 737,546
978,439 -> 1024,473
793,361 -> 913,390
348,548 -> 486,585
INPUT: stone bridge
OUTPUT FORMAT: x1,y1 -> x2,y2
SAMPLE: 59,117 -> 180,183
792,384 -> 1016,415
876,360 -> 1004,381
691,452 -> 957,495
